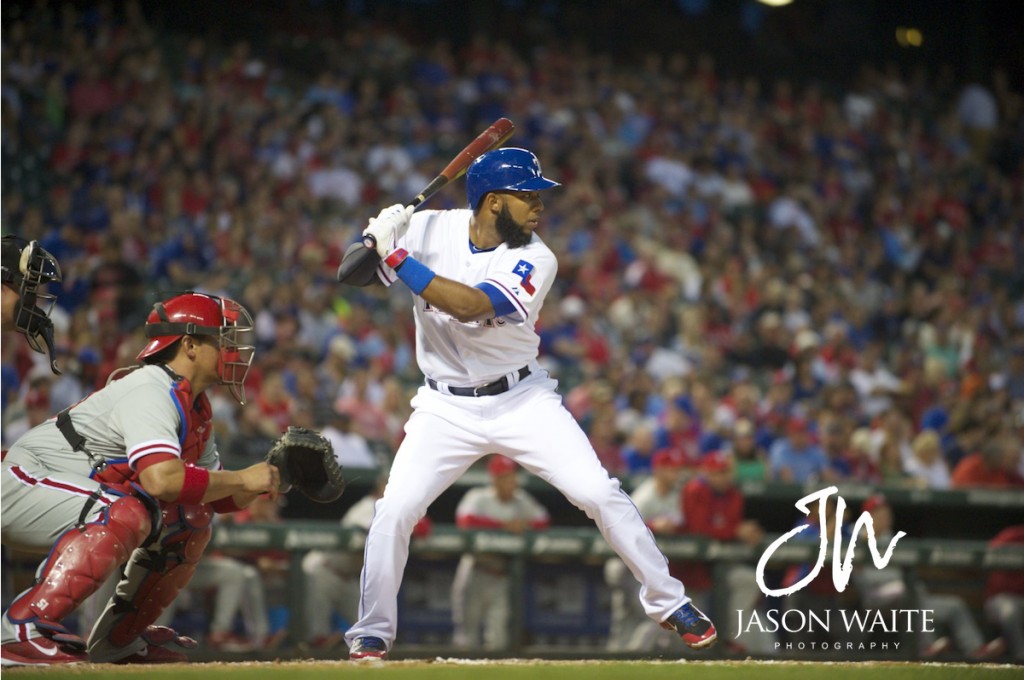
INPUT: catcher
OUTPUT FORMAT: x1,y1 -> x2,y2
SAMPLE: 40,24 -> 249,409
0,291 -> 344,666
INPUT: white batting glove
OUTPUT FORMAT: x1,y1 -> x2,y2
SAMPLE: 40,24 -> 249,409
363,204 -> 414,259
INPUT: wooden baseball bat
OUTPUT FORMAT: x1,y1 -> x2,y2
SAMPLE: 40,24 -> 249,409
362,117 -> 515,250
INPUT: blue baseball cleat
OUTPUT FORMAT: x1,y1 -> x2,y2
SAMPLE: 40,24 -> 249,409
661,602 -> 717,649
349,636 -> 388,660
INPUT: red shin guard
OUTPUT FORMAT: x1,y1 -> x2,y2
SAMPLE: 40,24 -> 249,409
7,495 -> 152,634
106,503 -> 213,647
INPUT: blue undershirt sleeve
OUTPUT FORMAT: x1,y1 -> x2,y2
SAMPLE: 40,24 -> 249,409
475,281 -> 517,318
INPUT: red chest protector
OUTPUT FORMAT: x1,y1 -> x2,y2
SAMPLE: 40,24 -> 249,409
174,377 -> 214,465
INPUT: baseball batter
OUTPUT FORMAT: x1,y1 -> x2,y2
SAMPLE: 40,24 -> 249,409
339,147 -> 717,659
0,292 -> 280,666
451,455 -> 549,651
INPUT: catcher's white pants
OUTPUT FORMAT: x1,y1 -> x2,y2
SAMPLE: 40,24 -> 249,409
344,372 -> 689,650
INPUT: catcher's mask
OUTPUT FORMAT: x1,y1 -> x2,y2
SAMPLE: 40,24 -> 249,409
1,235 -> 63,374
137,292 -> 255,404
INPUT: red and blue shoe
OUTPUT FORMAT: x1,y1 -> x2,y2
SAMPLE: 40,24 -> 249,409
660,602 -> 717,649
349,636 -> 387,660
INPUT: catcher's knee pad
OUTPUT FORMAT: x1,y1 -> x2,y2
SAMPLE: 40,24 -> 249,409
102,503 -> 212,648
6,494 -> 152,629
158,502 -> 214,561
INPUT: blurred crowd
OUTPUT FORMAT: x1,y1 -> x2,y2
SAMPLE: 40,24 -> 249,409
3,1 -> 1024,492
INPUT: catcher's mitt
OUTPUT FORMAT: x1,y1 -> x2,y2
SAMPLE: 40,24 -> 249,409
266,426 -> 345,503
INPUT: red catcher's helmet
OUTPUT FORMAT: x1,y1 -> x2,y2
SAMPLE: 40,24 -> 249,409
137,292 -> 255,404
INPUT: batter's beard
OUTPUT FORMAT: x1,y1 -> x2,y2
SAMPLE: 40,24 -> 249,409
496,204 -> 533,249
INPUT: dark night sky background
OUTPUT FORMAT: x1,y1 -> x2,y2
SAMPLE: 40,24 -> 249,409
6,1 -> 1020,94
143,0 -> 1024,92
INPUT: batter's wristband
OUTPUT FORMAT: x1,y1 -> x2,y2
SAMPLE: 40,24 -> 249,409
384,248 -> 409,269
175,464 -> 210,505
392,254 -> 436,296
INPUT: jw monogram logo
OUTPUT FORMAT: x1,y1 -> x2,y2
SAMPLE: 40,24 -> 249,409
755,486 -> 906,597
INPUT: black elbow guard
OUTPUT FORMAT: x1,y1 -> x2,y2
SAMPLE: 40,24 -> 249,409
337,242 -> 382,287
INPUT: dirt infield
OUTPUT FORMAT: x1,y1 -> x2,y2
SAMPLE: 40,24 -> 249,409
4,659 -> 1019,679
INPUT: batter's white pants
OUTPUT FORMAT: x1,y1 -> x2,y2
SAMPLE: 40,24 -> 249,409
345,374 -> 690,650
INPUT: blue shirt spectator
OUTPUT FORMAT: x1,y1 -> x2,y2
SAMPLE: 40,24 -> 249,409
768,417 -> 834,484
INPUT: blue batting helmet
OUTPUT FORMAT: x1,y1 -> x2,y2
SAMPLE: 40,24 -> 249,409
465,148 -> 560,211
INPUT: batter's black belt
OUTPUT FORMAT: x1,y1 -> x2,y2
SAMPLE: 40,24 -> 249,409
426,366 -> 530,397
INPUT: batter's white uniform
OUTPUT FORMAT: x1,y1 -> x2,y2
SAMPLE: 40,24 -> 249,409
345,209 -> 693,650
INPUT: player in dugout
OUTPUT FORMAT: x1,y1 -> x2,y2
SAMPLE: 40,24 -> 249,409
1,291 -> 281,666
336,147 -> 717,659
451,455 -> 549,651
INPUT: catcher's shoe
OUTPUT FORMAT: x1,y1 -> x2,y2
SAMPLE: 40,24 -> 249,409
660,602 -> 717,649
140,625 -> 197,650
108,625 -> 196,664
1,638 -> 89,666
349,636 -> 387,660
111,643 -> 188,664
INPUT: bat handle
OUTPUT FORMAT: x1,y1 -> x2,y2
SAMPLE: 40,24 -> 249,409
361,194 -> 426,249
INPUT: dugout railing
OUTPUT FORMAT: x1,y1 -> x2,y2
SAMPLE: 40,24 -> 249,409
280,469 -> 1024,546
207,521 -> 1024,658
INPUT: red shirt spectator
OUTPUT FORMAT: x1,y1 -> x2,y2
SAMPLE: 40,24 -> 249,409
985,525 -> 1024,601
255,373 -> 294,434
677,452 -> 763,591
951,436 -> 1024,488
69,64 -> 117,119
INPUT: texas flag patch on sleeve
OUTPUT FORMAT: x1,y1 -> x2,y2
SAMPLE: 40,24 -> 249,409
513,260 -> 536,295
